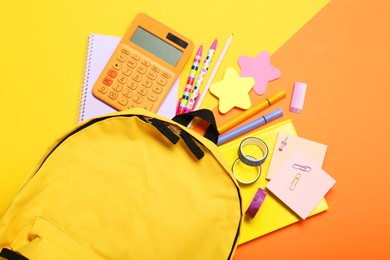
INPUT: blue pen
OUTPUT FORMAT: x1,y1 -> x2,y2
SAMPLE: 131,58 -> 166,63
217,108 -> 283,146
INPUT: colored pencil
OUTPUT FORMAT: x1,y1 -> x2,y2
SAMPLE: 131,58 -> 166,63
185,38 -> 218,113
194,34 -> 233,111
176,45 -> 203,115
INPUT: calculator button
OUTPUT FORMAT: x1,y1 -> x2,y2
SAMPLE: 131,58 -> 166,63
148,93 -> 158,102
137,88 -> 148,96
123,88 -> 133,98
142,79 -> 153,88
127,60 -> 137,69
157,77 -> 167,86
137,65 -> 147,74
102,77 -> 113,86
118,96 -> 128,106
112,83 -> 123,92
112,62 -> 122,70
108,91 -> 118,100
147,71 -> 157,80
152,85 -> 163,94
133,94 -> 143,104
141,101 -> 153,111
117,75 -> 128,84
161,71 -> 171,79
127,82 -> 138,90
107,69 -> 118,78
141,60 -> 150,67
97,85 -> 108,94
132,73 -> 142,82
131,54 -> 140,61
151,65 -> 160,73
95,48 -> 175,113
121,48 -> 131,55
117,54 -> 127,63
122,67 -> 132,76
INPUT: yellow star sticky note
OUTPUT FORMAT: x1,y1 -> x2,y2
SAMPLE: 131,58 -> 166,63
210,67 -> 255,114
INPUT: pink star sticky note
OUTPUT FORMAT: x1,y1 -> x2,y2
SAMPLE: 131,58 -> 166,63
238,51 -> 281,95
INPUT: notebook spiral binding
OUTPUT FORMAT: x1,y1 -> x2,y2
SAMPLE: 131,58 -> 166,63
77,33 -> 95,124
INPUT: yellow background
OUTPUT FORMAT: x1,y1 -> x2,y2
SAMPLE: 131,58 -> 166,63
0,0 -> 328,214
0,0 -> 329,258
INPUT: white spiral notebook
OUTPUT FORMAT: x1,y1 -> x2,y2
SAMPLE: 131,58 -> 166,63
78,33 -> 179,123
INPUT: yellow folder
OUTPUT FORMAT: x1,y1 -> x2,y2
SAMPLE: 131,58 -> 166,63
218,119 -> 328,244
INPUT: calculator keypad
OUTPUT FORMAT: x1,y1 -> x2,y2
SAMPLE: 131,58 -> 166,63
93,43 -> 174,112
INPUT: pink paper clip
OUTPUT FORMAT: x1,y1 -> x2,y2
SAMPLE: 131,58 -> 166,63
292,164 -> 312,172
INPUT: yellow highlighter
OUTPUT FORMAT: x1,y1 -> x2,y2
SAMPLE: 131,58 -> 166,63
218,90 -> 286,134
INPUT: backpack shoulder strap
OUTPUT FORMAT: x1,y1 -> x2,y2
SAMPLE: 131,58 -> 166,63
0,248 -> 28,260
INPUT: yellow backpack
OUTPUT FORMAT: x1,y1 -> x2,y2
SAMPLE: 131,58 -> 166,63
0,108 -> 242,260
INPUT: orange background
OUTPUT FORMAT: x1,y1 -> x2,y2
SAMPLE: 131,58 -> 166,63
229,1 -> 390,259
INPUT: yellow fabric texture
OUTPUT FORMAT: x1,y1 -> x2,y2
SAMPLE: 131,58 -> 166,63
0,108 -> 242,259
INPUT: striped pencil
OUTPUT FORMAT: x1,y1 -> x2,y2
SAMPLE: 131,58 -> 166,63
185,38 -> 218,113
176,45 -> 203,115
194,34 -> 233,111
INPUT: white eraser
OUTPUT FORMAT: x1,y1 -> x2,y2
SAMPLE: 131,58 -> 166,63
290,82 -> 307,113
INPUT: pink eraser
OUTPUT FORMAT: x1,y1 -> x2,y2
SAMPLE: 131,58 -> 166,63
290,82 -> 307,113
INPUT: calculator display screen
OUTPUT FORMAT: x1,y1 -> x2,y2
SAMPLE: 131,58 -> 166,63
130,27 -> 183,66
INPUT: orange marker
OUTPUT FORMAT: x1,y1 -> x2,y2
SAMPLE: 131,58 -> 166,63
218,90 -> 286,134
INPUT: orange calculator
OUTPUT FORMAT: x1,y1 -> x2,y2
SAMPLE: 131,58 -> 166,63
92,13 -> 194,112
